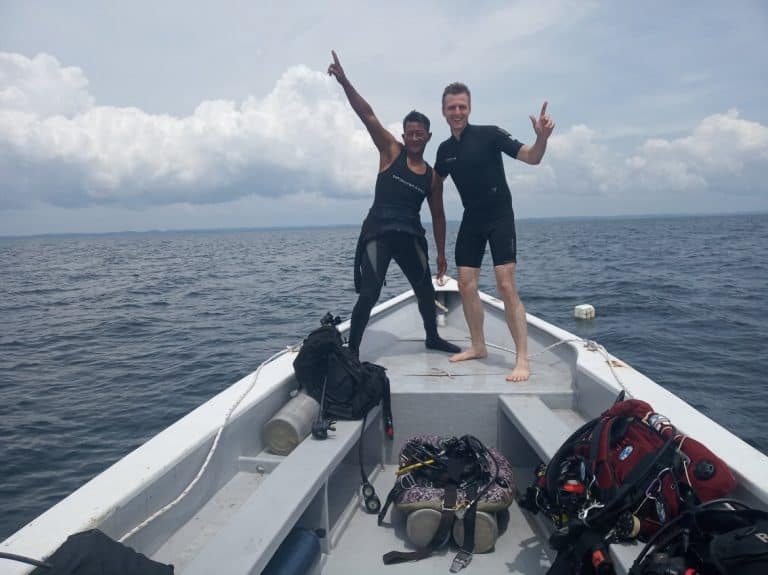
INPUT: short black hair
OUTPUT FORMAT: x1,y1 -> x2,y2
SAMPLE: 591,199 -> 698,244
402,110 -> 430,132
442,82 -> 471,106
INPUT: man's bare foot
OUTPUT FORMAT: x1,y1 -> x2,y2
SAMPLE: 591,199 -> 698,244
506,362 -> 530,382
449,347 -> 488,363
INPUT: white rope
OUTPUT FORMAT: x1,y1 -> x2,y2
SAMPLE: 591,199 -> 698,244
484,337 -> 584,359
119,344 -> 300,543
483,336 -> 632,397
678,436 -> 694,488
584,340 -> 633,398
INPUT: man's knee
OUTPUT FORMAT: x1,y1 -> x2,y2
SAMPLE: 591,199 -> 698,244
494,263 -> 520,299
356,286 -> 381,310
496,276 -> 519,300
457,274 -> 479,296
413,276 -> 435,300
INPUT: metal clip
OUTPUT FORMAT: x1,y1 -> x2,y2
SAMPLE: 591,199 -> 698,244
644,467 -> 671,500
399,473 -> 416,489
443,500 -> 466,513
578,501 -> 605,524
454,502 -> 468,520
449,550 -> 473,573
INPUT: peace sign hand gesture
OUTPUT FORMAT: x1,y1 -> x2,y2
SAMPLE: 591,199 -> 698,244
529,101 -> 555,139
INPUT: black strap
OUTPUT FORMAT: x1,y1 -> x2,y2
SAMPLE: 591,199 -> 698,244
358,413 -> 368,483
546,529 -> 615,575
589,418 -> 607,474
377,484 -> 401,526
460,483 -> 479,554
590,417 -> 621,502
382,483 -> 458,564
382,457 -> 467,564
380,367 -> 393,430
0,552 -> 51,569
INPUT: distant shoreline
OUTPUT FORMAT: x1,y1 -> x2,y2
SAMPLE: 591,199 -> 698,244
1,210 -> 765,240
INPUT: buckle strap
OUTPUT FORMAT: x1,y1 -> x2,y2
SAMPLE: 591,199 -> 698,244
381,483 -> 459,565
382,547 -> 433,565
377,484 -> 401,526
450,550 -> 473,573
460,483 -> 479,554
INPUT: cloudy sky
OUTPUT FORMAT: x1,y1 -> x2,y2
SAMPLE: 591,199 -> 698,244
1,0 -> 766,236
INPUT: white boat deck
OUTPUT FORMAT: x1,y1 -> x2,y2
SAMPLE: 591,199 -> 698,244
4,282 -> 766,575
372,322 -> 573,389
306,318 -> 579,575
156,315 -> 581,574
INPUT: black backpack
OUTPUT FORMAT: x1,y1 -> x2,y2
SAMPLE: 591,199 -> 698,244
292,313 -> 393,437
630,499 -> 768,575
292,313 -> 394,514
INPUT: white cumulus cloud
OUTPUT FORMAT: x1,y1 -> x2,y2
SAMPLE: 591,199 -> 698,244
0,52 -> 376,210
2,52 -> 767,219
0,52 -> 94,117
627,110 -> 768,192
506,109 -> 768,214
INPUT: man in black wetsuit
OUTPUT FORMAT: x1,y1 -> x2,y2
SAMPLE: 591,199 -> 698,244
434,83 -> 554,382
328,51 -> 459,357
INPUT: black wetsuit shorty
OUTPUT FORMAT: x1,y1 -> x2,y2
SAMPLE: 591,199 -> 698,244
349,149 -> 440,352
435,124 -> 523,267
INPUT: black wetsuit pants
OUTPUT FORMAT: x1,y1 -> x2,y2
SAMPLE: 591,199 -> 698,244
348,232 -> 438,352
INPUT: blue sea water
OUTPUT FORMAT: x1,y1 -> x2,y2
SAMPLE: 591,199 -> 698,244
1,213 -> 766,541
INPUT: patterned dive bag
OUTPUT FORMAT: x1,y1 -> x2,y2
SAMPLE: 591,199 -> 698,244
377,434 -> 516,571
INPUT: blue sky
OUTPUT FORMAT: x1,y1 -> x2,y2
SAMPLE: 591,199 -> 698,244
1,0 -> 766,235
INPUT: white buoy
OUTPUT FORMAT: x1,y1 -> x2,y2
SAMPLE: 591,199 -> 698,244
574,304 -> 596,320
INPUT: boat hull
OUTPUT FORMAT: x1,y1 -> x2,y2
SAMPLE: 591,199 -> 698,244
3,279 -> 766,574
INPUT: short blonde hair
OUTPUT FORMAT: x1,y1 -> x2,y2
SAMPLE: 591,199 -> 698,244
442,82 -> 471,106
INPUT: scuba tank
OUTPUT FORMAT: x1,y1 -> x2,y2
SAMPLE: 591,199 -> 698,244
262,528 -> 322,575
263,392 -> 320,455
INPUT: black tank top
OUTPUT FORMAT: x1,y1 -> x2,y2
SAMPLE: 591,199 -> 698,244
353,149 -> 433,291
366,148 -> 432,236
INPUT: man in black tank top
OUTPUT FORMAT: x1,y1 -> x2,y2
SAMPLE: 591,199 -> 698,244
434,82 -> 555,382
328,51 -> 459,356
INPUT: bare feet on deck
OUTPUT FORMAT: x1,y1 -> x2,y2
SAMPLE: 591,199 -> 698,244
449,346 -> 488,363
506,361 -> 530,383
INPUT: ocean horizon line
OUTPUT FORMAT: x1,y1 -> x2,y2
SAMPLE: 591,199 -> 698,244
1,209 -> 766,240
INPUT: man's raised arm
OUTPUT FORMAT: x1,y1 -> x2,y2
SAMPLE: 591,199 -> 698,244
328,50 -> 400,166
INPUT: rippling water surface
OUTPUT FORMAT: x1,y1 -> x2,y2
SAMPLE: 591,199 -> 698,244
1,213 -> 766,540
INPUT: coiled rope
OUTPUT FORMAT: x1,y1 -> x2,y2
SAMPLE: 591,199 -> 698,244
119,344 -> 300,543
